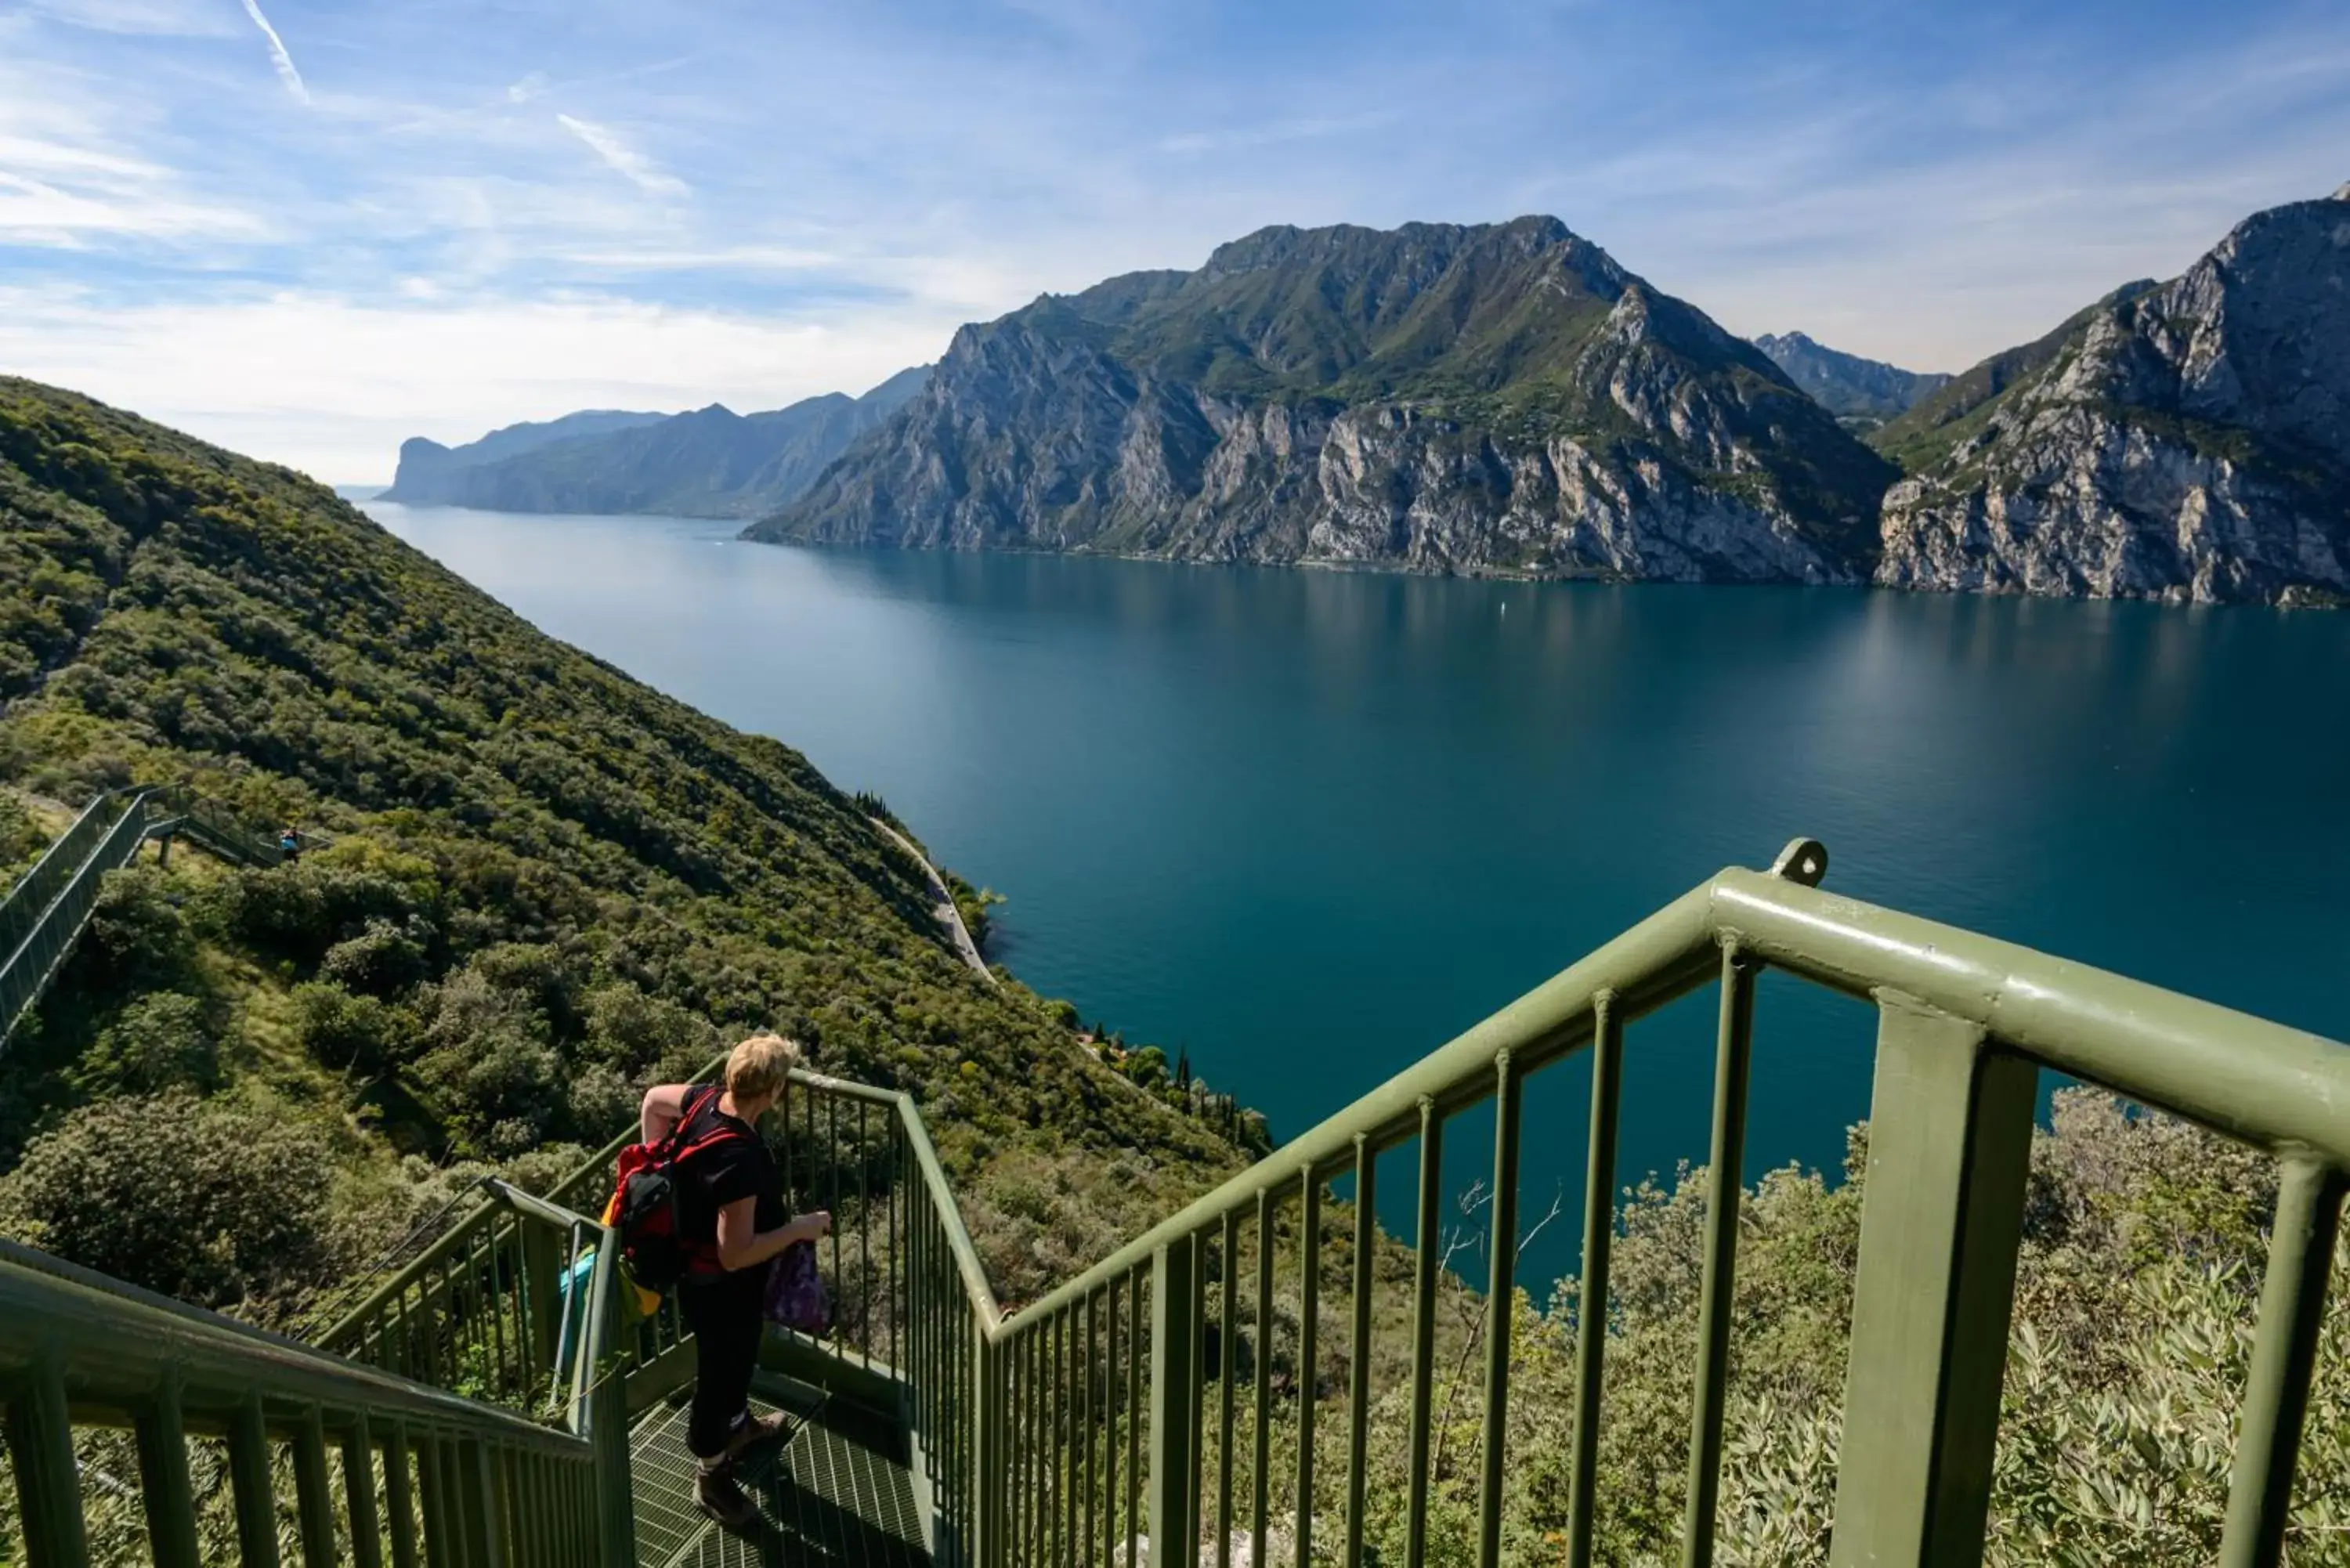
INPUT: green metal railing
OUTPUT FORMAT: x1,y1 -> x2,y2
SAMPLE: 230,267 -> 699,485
0,786 -> 286,1046
971,837 -> 2348,1568
7,836 -> 2346,1568
149,794 -> 295,870
0,1212 -> 632,1568
0,788 -> 164,1046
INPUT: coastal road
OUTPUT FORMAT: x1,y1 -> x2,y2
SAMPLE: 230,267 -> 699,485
869,818 -> 995,985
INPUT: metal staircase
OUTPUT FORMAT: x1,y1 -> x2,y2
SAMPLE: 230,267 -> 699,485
0,786 -> 284,1047
0,838 -> 2342,1568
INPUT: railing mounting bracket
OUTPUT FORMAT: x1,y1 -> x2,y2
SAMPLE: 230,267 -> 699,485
1770,837 -> 1828,887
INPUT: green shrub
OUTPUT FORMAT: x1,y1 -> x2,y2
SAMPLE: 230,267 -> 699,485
0,1091 -> 331,1310
70,991 -> 217,1094
212,859 -> 418,968
318,916 -> 431,997
76,865 -> 195,992
582,981 -> 718,1075
0,789 -> 46,877
289,981 -> 410,1075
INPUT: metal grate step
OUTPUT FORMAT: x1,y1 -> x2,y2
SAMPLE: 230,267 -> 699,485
631,1374 -> 928,1568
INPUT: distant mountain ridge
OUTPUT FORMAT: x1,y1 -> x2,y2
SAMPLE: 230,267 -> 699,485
382,367 -> 929,518
1752,332 -> 1950,430
751,216 -> 1897,584
1871,186 -> 2350,605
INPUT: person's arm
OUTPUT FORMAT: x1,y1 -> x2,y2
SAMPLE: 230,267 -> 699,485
713,1198 -> 832,1274
639,1084 -> 692,1145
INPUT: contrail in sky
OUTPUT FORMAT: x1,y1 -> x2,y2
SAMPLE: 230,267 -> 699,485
239,0 -> 309,104
557,113 -> 690,197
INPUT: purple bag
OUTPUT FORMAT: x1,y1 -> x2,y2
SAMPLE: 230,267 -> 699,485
765,1240 -> 833,1335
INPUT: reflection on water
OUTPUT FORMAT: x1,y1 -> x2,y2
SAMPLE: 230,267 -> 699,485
367,503 -> 2350,1280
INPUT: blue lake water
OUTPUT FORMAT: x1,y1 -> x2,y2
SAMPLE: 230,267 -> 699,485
367,502 -> 2350,1282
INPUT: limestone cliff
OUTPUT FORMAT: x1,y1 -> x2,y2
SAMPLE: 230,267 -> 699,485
1872,188 -> 2350,606
750,219 -> 1895,583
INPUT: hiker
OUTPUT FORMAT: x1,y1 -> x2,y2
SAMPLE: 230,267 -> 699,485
638,1035 -> 830,1530
278,826 -> 301,864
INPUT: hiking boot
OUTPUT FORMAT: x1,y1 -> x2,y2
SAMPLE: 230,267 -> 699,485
721,1407 -> 794,1461
693,1465 -> 761,1532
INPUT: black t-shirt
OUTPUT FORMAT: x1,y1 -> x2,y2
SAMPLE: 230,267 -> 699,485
672,1089 -> 787,1276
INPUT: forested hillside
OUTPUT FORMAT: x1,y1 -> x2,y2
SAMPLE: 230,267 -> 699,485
0,374 -> 1244,1323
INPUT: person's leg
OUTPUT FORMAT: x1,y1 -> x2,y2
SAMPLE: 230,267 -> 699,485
680,1281 -> 763,1459
678,1279 -> 765,1530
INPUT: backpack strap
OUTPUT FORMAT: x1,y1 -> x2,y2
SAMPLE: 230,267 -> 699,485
667,1085 -> 753,1168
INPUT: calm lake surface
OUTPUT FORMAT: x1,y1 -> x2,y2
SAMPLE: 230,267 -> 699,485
367,502 -> 2350,1278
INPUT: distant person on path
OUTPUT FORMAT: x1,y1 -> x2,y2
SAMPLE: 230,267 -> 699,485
277,826 -> 301,864
638,1035 -> 830,1530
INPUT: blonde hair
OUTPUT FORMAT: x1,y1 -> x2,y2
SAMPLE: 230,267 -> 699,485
725,1034 -> 800,1104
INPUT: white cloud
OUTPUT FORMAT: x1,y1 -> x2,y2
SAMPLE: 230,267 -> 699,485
555,114 -> 688,198
0,287 -> 964,482
0,70 -> 268,242
1157,113 -> 1395,156
507,73 -> 550,105
237,0 -> 308,104
24,0 -> 238,38
0,168 -> 266,242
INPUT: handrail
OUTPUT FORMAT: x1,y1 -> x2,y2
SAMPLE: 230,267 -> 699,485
483,839 -> 2346,1568
0,1238 -> 588,1446
0,1229 -> 623,1568
1007,854 -> 2349,1326
890,837 -> 2346,1568
0,786 -> 162,1045
0,785 -> 287,1046
0,786 -> 139,960
25,834 -> 2339,1568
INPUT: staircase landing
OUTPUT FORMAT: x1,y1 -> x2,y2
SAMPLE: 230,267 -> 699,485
630,1371 -> 931,1568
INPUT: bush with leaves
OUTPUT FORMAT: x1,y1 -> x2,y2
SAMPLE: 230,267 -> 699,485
68,990 -> 218,1095
317,916 -> 432,997
288,980 -> 410,1075
74,865 -> 195,992
0,1090 -> 330,1310
0,788 -> 47,878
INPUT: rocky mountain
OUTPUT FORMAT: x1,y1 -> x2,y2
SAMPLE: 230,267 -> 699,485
751,218 -> 1897,584
382,367 -> 929,518
1872,185 -> 2350,606
1752,331 -> 1950,430
383,408 -> 665,497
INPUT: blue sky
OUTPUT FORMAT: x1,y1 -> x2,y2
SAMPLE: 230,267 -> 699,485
2,0 -> 2346,482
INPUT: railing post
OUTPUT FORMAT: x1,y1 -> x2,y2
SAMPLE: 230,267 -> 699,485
975,1325 -> 1005,1568
583,1230 -> 635,1568
1828,995 -> 2036,1568
518,1222 -> 561,1388
229,1393 -> 283,1568
345,1412 -> 386,1568
136,1368 -> 201,1568
7,1348 -> 89,1568
1149,1237 -> 1200,1568
2218,1156 -> 2345,1568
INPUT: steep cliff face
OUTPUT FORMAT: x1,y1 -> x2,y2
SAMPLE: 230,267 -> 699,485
1752,332 -> 1950,429
383,368 -> 928,518
1874,189 -> 2350,605
754,219 -> 1896,583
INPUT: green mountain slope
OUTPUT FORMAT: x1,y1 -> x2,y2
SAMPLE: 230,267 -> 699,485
758,218 -> 1896,584
1864,283 -> 2157,476
0,374 -> 1241,1317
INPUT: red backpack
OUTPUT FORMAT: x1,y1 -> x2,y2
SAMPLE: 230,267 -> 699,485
609,1087 -> 750,1290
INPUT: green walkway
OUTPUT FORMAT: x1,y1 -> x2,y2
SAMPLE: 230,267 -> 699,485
630,1371 -> 931,1568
